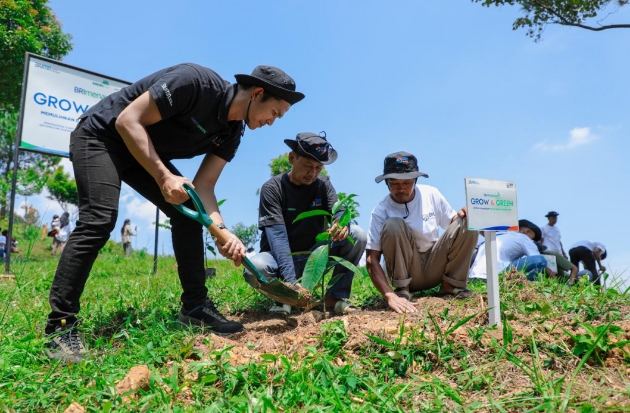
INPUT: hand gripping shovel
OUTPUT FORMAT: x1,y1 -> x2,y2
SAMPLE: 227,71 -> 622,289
171,183 -> 311,308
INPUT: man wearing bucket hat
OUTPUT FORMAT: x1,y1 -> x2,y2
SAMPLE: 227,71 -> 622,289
44,63 -> 305,363
365,152 -> 478,314
470,219 -> 551,281
245,132 -> 367,315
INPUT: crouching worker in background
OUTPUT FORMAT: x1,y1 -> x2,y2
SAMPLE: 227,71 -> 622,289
244,133 -> 366,315
470,219 -> 552,282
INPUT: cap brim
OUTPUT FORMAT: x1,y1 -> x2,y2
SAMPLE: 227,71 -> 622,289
375,171 -> 428,183
284,139 -> 338,165
235,74 -> 305,105
519,219 -> 542,242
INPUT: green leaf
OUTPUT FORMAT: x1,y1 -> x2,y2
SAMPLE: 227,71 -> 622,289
338,209 -> 353,227
302,245 -> 329,291
288,251 -> 312,256
327,256 -> 362,277
315,232 -> 331,243
292,210 -> 332,223
365,334 -> 394,348
331,199 -> 343,216
217,199 -> 227,207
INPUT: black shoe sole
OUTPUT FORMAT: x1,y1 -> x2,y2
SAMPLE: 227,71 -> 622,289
177,314 -> 243,337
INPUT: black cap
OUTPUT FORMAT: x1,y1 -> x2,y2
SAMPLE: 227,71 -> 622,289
545,211 -> 559,217
284,132 -> 338,165
375,151 -> 428,183
235,65 -> 305,105
519,219 -> 542,242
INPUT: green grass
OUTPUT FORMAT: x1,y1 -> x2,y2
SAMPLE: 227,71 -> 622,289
1,220 -> 630,412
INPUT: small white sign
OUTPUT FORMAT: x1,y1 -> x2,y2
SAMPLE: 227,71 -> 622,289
464,178 -> 518,232
544,254 -> 558,273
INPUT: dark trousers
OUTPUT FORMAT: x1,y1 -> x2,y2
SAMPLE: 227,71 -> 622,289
45,123 -> 207,333
569,246 -> 601,286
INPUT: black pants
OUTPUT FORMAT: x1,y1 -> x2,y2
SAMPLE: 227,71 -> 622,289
568,246 -> 601,286
45,123 -> 207,333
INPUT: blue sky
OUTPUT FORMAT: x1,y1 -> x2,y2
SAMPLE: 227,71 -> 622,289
23,0 -> 630,282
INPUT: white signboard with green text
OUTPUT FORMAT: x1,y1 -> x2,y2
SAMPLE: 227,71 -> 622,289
465,178 -> 518,231
464,177 -> 519,326
18,53 -> 130,156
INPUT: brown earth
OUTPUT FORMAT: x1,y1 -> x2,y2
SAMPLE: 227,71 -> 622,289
175,269 -> 630,410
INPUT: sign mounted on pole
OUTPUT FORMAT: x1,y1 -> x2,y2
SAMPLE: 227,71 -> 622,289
465,177 -> 519,326
465,177 -> 518,232
17,53 -> 130,156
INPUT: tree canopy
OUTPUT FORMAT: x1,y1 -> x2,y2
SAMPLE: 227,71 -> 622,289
0,0 -> 73,108
473,0 -> 629,40
0,0 -> 73,217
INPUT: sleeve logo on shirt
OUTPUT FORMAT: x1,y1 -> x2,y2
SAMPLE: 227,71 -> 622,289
212,135 -> 226,146
422,211 -> 436,222
161,83 -> 173,107
310,198 -> 322,208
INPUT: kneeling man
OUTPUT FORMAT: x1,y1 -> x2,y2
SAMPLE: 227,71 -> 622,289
365,152 -> 478,314
246,132 -> 366,314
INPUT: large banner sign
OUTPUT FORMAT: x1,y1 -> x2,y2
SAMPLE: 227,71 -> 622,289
18,53 -> 130,156
465,177 -> 518,231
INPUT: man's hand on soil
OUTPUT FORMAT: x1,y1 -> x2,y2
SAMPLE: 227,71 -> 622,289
385,292 -> 417,314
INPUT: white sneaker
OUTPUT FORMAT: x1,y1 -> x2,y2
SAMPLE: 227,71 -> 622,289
269,303 -> 291,315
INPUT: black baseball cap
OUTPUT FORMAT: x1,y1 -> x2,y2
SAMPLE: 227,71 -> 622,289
545,211 -> 559,217
375,151 -> 428,183
284,132 -> 338,165
235,65 -> 305,105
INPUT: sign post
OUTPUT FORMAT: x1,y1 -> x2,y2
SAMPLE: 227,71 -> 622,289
465,178 -> 519,326
5,53 -> 131,275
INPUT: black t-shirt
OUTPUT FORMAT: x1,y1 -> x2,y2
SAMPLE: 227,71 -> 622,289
79,63 -> 244,161
259,173 -> 338,253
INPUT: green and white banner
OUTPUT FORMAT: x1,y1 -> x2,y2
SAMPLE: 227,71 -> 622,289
18,53 -> 129,156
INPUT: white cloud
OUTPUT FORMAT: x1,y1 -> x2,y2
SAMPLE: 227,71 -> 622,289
533,127 -> 598,152
122,195 -> 168,229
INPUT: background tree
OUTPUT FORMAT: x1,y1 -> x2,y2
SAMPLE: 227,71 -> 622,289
231,222 -> 260,249
0,0 -> 73,108
46,165 -> 78,213
473,0 -> 629,41
0,107 -> 61,217
0,0 -> 73,217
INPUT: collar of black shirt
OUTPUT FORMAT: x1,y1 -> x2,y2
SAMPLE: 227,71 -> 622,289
218,83 -> 238,124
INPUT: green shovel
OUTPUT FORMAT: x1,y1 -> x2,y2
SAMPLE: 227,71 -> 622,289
171,183 -> 310,308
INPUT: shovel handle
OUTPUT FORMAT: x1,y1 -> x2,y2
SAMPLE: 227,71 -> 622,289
171,183 -> 232,245
171,184 -> 267,282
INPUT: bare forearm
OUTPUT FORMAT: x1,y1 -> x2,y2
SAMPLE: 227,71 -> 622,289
116,121 -> 171,184
367,262 -> 395,298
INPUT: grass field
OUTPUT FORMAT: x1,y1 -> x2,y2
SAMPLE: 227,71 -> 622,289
1,220 -> 630,412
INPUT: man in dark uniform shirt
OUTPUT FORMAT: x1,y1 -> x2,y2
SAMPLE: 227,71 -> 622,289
45,64 -> 304,363
245,133 -> 367,315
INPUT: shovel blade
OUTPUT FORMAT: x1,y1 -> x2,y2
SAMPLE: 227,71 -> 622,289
243,272 -> 311,308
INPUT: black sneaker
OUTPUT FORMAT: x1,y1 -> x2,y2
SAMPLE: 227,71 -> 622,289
178,299 -> 244,336
45,319 -> 86,363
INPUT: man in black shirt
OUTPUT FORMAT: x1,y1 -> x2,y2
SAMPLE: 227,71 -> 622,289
45,64 -> 304,363
246,133 -> 367,315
